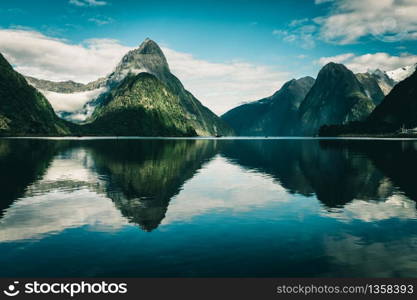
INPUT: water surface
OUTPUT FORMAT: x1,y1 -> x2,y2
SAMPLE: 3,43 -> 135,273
1,138 -> 417,277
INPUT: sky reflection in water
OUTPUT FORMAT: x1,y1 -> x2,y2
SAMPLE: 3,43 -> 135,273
0,138 -> 417,277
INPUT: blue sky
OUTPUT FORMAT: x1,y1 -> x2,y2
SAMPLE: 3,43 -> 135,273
1,0 -> 417,114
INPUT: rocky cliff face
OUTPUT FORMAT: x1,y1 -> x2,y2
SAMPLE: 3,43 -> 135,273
368,69 -> 396,95
222,77 -> 315,136
355,72 -> 385,105
319,69 -> 417,136
299,63 -> 375,136
26,76 -> 106,93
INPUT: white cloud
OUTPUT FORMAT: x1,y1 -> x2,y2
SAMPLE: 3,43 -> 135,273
324,234 -> 417,277
315,0 -> 417,44
346,53 -> 417,73
88,16 -> 114,25
0,29 -> 289,115
284,0 -> 417,48
0,151 -> 128,242
315,53 -> 355,65
162,48 -> 289,114
316,52 -> 417,72
0,29 -> 131,83
323,194 -> 417,222
162,156 -> 290,225
273,24 -> 317,49
0,189 -> 128,242
40,87 -> 107,112
69,0 -> 107,7
289,18 -> 309,27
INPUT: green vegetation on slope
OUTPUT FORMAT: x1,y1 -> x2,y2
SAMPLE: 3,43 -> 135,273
0,53 -> 72,136
100,39 -> 233,136
86,73 -> 198,136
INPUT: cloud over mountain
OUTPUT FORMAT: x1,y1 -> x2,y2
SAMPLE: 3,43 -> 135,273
316,52 -> 417,72
0,29 -> 289,115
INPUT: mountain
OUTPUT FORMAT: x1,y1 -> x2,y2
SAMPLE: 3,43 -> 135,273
26,76 -> 106,93
355,72 -> 385,105
87,38 -> 232,136
84,72 -> 199,136
319,69 -> 417,136
221,77 -> 315,136
26,39 -> 232,136
298,63 -> 376,136
386,63 -> 417,83
0,53 -> 72,136
25,76 -> 108,123
104,38 -> 171,90
368,69 -> 396,95
26,76 -> 108,123
367,68 -> 417,131
355,64 -> 416,97
354,66 -> 414,97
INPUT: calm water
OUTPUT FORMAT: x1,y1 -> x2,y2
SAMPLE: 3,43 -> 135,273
1,138 -> 417,277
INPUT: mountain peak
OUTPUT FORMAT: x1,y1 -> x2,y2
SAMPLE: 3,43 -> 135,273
317,63 -> 356,82
105,38 -> 170,88
321,62 -> 348,72
371,68 -> 385,76
273,77 -> 315,98
297,76 -> 315,85
299,61 -> 374,135
137,38 -> 164,56
386,63 -> 417,83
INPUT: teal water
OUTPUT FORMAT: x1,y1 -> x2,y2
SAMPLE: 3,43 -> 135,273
0,138 -> 417,277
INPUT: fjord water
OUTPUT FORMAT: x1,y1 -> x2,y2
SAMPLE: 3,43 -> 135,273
1,138 -> 417,277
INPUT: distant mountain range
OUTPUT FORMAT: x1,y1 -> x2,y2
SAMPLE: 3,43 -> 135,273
320,67 -> 417,136
0,39 -> 233,137
222,61 -> 416,136
25,76 -> 106,94
1,37 -> 416,137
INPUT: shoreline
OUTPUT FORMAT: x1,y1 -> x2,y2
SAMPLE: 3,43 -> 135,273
3,136 -> 417,140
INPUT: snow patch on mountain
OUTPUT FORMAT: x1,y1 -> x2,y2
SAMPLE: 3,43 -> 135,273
386,64 -> 417,83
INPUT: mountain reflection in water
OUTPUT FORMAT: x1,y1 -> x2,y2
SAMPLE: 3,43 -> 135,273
0,138 -> 417,277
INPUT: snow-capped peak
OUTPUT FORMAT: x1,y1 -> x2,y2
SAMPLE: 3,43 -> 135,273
386,63 -> 417,83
